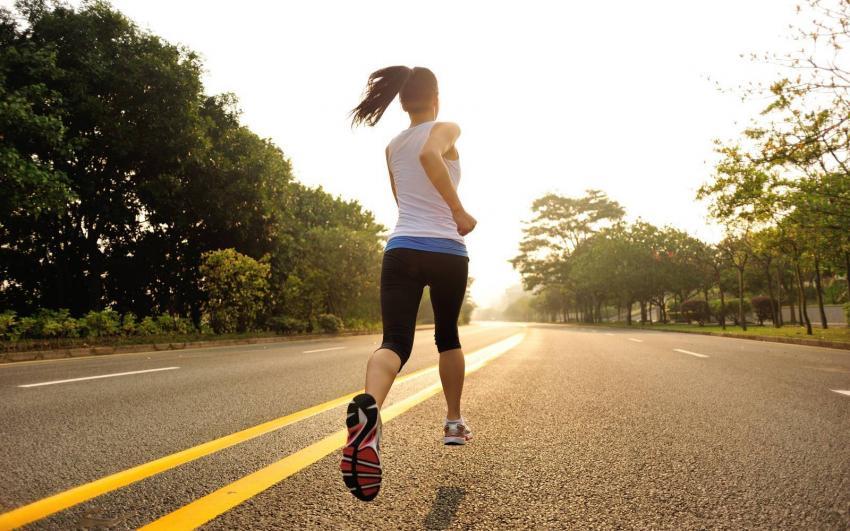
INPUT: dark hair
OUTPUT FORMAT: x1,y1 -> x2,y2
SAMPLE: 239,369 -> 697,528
350,66 -> 438,127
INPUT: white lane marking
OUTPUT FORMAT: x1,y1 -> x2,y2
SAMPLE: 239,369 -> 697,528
302,346 -> 346,354
18,367 -> 180,388
673,348 -> 709,358
605,333 -> 615,336
831,390 -> 850,397
627,338 -> 643,343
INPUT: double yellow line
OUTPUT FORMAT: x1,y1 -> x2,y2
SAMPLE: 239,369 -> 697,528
0,333 -> 525,530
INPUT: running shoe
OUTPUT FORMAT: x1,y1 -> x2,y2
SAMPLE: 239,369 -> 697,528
341,393 -> 382,501
444,419 -> 473,445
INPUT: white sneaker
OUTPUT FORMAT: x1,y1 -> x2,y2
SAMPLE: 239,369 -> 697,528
443,418 -> 473,445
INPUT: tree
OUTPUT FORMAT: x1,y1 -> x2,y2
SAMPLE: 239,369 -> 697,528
199,249 -> 270,333
719,233 -> 751,331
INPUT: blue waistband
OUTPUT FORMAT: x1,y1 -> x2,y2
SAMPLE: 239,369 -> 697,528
385,236 -> 468,257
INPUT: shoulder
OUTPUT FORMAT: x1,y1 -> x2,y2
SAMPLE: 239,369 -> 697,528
432,121 -> 461,136
429,121 -> 461,141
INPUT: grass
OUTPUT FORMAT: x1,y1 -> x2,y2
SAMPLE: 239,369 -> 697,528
583,321 -> 850,345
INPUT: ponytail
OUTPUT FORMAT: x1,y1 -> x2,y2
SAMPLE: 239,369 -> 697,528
350,66 -> 438,127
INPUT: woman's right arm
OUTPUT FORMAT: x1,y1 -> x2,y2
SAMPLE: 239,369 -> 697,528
418,123 -> 477,236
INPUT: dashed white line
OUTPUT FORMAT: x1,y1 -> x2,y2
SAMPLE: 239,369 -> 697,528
831,389 -> 850,397
627,338 -> 643,343
604,333 -> 615,336
673,348 -> 709,358
18,366 -> 180,388
302,346 -> 346,354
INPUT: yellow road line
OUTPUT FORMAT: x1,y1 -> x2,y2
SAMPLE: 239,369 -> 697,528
140,333 -> 525,531
0,331 -> 519,530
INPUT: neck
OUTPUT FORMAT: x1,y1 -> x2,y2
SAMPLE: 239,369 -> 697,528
408,110 -> 436,127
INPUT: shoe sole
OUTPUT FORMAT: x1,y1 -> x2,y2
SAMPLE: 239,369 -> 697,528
443,433 -> 472,446
341,393 -> 381,501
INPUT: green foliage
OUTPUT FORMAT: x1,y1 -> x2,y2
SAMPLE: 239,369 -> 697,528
81,309 -> 120,338
14,316 -> 36,339
8,308 -> 79,339
844,303 -> 850,325
200,249 -> 271,334
153,314 -> 194,335
266,316 -> 309,335
750,296 -> 777,324
680,299 -> 710,325
138,316 -> 160,336
342,317 -> 378,331
317,313 -> 344,333
0,1 -> 386,332
0,311 -> 16,340
121,313 -> 137,336
724,299 -> 752,325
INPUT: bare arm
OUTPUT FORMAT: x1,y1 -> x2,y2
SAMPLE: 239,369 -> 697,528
418,122 -> 477,235
385,145 -> 398,206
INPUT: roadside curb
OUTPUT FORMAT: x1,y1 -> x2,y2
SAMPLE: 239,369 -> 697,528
0,324 -> 436,364
544,322 -> 850,351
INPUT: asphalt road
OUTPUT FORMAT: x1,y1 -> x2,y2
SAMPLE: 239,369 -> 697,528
1,322 -> 848,529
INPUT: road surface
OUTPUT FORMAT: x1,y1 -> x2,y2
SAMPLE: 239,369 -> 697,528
0,322 -> 848,529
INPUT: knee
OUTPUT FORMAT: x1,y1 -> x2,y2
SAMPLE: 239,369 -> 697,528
379,338 -> 412,369
434,327 -> 461,353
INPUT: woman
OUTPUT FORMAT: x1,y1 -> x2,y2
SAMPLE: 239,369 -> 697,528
341,66 -> 477,502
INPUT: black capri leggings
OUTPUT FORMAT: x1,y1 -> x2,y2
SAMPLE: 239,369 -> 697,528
378,247 -> 469,369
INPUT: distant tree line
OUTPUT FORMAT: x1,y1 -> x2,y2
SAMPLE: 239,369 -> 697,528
508,2 -> 850,333
507,190 -> 848,332
0,0 -> 390,336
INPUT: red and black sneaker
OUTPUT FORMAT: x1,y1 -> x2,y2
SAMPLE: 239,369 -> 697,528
341,393 -> 382,501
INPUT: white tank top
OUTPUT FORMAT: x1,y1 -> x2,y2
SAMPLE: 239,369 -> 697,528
386,121 -> 464,243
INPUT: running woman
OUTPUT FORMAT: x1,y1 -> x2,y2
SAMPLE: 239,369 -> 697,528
341,66 -> 477,501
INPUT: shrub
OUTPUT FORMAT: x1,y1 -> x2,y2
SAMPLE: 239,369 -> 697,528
155,314 -> 178,334
121,313 -> 137,335
137,316 -> 160,335
42,318 -> 66,339
14,316 -> 37,339
136,314 -> 191,335
844,303 -> 850,326
200,249 -> 271,333
266,316 -> 308,334
710,298 -> 750,324
317,313 -> 343,333
725,298 -> 752,325
0,311 -> 17,341
343,317 -> 378,331
680,299 -> 710,325
82,309 -> 120,337
750,296 -> 777,325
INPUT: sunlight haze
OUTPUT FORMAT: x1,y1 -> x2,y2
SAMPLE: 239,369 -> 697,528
62,0 -> 800,308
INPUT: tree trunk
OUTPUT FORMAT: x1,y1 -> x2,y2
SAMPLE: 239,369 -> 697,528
846,250 -> 850,329
764,264 -> 779,327
718,288 -> 727,330
626,300 -> 633,326
774,265 -> 784,326
813,254 -> 828,329
795,261 -> 813,335
737,267 -> 747,331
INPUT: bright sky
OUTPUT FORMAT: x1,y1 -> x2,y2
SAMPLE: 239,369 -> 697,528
46,1 -> 801,307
